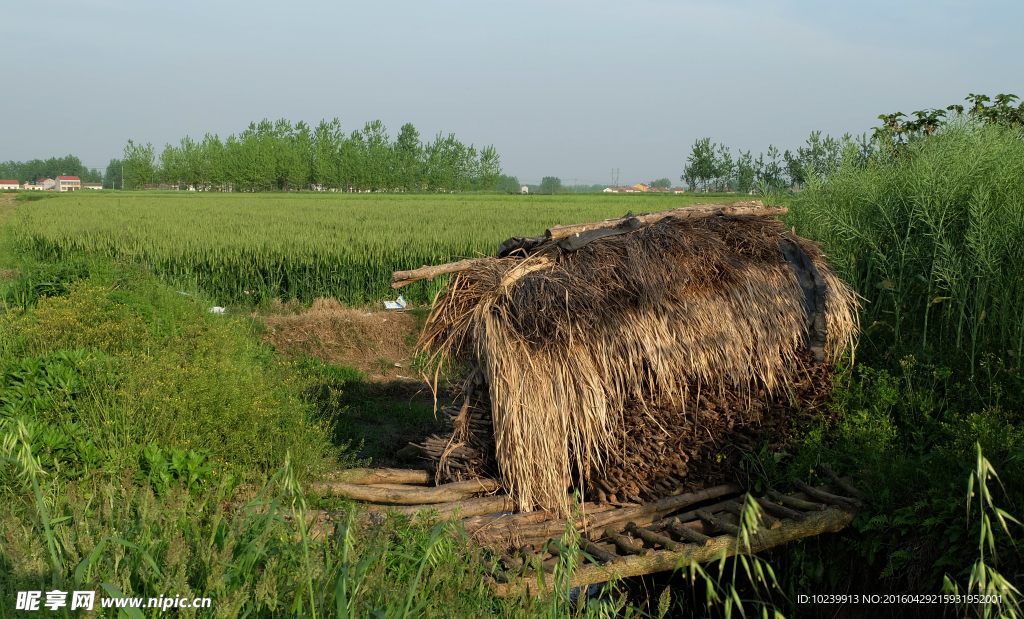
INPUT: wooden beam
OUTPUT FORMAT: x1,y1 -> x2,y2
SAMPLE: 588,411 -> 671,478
391,257 -> 492,289
544,201 -> 786,241
325,468 -> 432,485
389,202 -> 786,289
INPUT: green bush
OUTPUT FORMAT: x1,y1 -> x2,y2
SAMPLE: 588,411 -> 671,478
0,275 -> 340,483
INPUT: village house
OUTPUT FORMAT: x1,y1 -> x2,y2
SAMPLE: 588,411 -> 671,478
82,183 -> 103,190
0,180 -> 19,190
520,185 -> 529,194
633,183 -> 651,192
29,178 -> 57,190
56,176 -> 81,192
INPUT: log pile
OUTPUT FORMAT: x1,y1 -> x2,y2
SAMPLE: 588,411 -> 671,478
483,476 -> 866,597
286,462 -> 863,594
408,366 -> 497,482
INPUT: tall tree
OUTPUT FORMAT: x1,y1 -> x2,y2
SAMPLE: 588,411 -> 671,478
539,176 -> 562,194
682,138 -> 719,192
650,178 -> 671,189
123,140 -> 156,189
735,150 -> 755,194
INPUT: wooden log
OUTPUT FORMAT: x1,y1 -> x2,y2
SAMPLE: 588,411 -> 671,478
474,518 -> 589,544
581,539 -> 619,565
470,503 -> 615,544
490,504 -> 858,597
588,483 -> 743,530
391,257 -> 492,289
766,489 -> 826,512
666,519 -> 712,546
325,468 -> 431,485
721,501 -> 781,531
696,509 -> 741,537
481,559 -> 511,583
754,496 -> 807,522
626,522 -> 678,551
309,478 -> 500,504
650,499 -> 732,530
818,465 -> 868,499
604,528 -> 653,556
545,202 -> 786,240
367,494 -> 515,523
793,481 -> 862,510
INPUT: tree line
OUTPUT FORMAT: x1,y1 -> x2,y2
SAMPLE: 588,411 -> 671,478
116,119 -> 504,192
0,155 -> 104,185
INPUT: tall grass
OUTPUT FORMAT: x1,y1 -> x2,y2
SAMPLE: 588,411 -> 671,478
8,193 -> 740,306
787,118 -> 1024,367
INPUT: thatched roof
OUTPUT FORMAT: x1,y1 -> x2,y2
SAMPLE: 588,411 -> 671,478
418,212 -> 858,515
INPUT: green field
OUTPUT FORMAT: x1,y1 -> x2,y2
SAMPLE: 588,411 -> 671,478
8,192 -> 742,305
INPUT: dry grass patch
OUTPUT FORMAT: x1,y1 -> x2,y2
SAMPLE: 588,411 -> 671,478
259,298 -> 418,379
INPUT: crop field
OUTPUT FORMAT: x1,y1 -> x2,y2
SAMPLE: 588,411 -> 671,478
8,192 -> 743,306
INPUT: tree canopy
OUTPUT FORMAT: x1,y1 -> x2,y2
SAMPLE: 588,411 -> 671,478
121,118 -> 503,192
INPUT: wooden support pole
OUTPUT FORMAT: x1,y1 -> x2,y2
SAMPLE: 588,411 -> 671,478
389,203 -> 787,288
545,201 -> 786,240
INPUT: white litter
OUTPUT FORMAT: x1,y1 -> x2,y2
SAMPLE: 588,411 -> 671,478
176,291 -> 192,297
383,295 -> 408,310
396,376 -> 409,380
208,306 -> 226,314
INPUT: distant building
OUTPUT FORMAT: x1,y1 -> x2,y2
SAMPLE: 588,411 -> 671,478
35,178 -> 57,190
82,183 -> 103,190
0,180 -> 19,190
671,187 -> 685,194
633,183 -> 650,192
520,185 -> 529,194
56,176 -> 81,192
602,187 -> 620,193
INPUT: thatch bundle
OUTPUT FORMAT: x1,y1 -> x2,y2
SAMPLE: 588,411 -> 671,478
415,209 -> 858,515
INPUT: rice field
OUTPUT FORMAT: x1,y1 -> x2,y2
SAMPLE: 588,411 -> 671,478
9,191 -> 743,305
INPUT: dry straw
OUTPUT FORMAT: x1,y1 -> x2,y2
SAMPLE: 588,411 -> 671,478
421,215 -> 859,515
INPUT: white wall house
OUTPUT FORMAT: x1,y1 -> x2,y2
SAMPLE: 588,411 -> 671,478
520,185 -> 529,194
0,180 -> 19,190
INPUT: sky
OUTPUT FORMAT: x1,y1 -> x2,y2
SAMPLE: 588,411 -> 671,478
1,0 -> 1021,186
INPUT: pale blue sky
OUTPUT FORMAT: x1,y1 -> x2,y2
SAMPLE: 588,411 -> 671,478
2,0 -> 1021,185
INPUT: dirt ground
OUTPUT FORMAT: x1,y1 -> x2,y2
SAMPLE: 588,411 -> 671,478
257,298 -> 424,382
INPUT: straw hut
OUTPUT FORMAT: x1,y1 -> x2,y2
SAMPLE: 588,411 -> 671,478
396,202 -> 858,516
